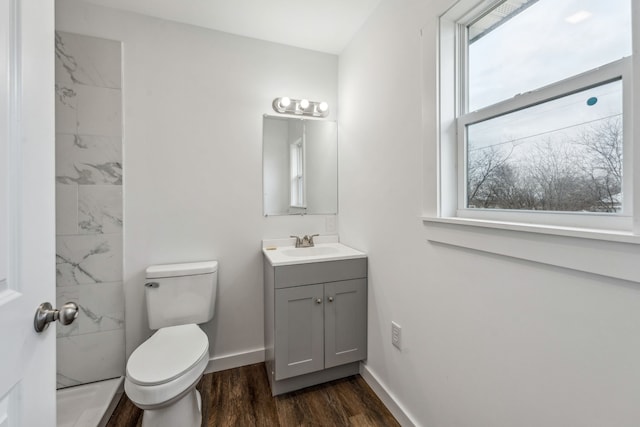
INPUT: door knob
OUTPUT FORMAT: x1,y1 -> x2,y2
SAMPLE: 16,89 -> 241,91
34,301 -> 79,333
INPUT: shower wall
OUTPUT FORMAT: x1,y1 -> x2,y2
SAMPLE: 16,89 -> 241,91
54,31 -> 124,388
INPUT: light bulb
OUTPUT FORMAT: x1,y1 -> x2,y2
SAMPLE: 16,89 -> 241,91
299,99 -> 310,109
318,101 -> 329,112
279,97 -> 291,108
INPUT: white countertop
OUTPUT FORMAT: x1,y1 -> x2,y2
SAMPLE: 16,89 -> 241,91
262,236 -> 367,266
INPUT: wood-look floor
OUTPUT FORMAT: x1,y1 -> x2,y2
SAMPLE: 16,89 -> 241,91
107,363 -> 400,427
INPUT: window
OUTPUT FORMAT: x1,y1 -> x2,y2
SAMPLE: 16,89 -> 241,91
290,137 -> 306,209
438,0 -> 636,231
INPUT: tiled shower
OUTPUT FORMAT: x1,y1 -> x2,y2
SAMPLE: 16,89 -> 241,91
54,31 -> 125,389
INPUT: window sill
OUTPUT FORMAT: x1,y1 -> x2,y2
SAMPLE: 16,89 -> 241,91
422,216 -> 640,283
423,216 -> 640,244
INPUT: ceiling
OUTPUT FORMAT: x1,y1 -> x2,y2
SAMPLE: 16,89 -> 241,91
81,0 -> 383,54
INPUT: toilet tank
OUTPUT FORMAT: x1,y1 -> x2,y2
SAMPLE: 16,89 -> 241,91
145,260 -> 218,330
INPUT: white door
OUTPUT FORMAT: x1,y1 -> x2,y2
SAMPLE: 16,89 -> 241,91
0,0 -> 56,426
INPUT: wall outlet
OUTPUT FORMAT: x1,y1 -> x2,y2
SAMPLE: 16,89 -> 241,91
392,321 -> 402,350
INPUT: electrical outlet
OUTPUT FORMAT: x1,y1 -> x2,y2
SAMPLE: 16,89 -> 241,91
392,321 -> 401,350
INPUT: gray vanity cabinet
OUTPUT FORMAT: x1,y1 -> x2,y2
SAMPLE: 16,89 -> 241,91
274,283 -> 324,379
324,278 -> 367,368
264,257 -> 367,395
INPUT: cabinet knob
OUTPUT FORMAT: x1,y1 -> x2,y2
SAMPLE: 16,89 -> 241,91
315,298 -> 322,304
328,296 -> 334,302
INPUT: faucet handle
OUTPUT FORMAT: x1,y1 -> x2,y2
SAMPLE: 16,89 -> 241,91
290,235 -> 302,248
308,234 -> 320,245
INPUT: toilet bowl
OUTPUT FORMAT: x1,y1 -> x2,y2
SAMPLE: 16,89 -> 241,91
125,325 -> 209,427
125,261 -> 218,427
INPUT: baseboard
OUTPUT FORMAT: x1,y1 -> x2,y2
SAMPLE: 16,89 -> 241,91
205,348 -> 265,374
360,363 -> 418,427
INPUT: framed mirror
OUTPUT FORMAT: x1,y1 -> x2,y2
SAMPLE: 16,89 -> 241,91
263,115 -> 337,215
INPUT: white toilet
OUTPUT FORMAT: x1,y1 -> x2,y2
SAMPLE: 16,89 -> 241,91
125,260 -> 218,427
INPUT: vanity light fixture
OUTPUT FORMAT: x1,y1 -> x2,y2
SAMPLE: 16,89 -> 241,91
317,101 -> 329,113
279,97 -> 291,108
272,97 -> 329,117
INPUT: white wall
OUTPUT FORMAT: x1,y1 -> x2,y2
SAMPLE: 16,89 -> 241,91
339,1 -> 640,426
56,0 -> 338,361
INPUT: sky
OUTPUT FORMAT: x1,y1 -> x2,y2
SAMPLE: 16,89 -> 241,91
469,0 -> 631,111
466,0 -> 631,153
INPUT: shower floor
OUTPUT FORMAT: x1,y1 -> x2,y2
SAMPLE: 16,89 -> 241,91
57,377 -> 123,427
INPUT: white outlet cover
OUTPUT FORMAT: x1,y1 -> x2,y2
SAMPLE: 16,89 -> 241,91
392,321 -> 401,350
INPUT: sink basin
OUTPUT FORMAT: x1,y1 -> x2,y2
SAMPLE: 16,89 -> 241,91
262,242 -> 366,266
280,246 -> 340,257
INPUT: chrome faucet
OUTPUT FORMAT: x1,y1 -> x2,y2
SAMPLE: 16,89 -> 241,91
290,234 -> 320,248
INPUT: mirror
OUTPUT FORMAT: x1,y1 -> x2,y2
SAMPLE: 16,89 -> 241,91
263,115 -> 337,215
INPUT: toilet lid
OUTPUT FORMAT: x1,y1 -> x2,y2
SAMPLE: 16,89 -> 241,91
127,324 -> 209,386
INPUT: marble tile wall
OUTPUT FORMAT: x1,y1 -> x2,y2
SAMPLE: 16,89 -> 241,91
55,31 -> 124,389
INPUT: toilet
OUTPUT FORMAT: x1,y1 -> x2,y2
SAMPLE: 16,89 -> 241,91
125,260 -> 218,427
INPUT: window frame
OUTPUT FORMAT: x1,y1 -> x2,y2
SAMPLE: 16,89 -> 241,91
289,135 -> 307,209
437,0 -> 638,234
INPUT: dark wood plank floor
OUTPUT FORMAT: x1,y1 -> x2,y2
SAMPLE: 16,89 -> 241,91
107,363 -> 400,427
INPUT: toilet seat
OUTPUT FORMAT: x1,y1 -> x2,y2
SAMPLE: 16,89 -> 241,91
127,324 -> 208,386
125,324 -> 209,408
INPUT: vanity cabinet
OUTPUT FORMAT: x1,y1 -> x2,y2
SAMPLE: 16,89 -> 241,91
264,257 -> 367,395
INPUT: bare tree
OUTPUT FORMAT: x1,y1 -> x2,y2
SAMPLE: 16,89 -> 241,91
466,117 -> 623,212
467,145 -> 514,208
525,139 -> 592,211
573,118 -> 622,212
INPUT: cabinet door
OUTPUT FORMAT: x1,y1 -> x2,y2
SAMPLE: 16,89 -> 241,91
275,284 -> 324,380
324,278 -> 367,368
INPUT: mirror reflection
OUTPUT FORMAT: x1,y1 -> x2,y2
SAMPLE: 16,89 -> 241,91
263,116 -> 337,216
